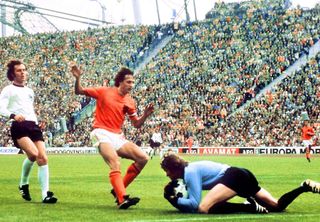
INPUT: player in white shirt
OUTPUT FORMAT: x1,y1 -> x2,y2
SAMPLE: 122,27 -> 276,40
149,129 -> 163,157
0,60 -> 57,204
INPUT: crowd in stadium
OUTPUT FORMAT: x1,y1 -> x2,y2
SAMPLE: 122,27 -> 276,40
0,24 -> 160,146
0,0 -> 320,149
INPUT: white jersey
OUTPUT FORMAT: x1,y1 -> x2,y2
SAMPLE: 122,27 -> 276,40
0,84 -> 38,123
151,132 -> 163,143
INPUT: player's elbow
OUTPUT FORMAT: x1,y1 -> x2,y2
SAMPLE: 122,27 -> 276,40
75,89 -> 85,95
183,201 -> 201,213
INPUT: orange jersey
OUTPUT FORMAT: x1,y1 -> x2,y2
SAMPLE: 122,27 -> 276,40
301,126 -> 315,140
186,137 -> 193,148
84,87 -> 137,134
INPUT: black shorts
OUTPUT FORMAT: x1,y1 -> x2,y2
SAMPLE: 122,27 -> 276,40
10,121 -> 44,148
149,140 -> 161,148
217,167 -> 261,198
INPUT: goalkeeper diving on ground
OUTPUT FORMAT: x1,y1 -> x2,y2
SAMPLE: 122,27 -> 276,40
161,153 -> 320,214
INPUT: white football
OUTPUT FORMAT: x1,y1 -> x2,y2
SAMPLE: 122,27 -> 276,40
174,179 -> 188,198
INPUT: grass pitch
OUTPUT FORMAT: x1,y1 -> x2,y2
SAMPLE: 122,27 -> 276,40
0,154 -> 320,222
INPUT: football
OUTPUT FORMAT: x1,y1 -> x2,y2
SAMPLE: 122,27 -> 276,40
173,179 -> 188,198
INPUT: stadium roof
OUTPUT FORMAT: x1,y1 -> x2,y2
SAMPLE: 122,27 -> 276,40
0,0 -> 319,37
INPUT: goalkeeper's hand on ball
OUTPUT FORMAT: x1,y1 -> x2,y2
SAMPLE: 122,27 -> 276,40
164,180 -> 180,209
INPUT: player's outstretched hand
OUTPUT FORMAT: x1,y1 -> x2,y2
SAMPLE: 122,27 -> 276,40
144,103 -> 154,117
70,65 -> 82,78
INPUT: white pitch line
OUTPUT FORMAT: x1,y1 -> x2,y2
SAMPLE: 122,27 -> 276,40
130,213 -> 319,222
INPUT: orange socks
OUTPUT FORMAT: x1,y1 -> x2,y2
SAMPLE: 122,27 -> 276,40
123,164 -> 141,188
109,170 -> 126,203
109,164 -> 141,203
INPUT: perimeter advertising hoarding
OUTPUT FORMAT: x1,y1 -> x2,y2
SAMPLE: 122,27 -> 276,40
2,147 -> 320,155
0,147 -> 97,155
178,147 -> 240,155
0,147 -> 21,154
177,147 -> 320,155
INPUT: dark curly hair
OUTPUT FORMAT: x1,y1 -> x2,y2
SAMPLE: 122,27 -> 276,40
7,60 -> 23,81
114,67 -> 133,87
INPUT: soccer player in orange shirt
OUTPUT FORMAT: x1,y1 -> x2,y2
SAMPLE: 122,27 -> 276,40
301,120 -> 315,163
71,65 -> 154,209
186,136 -> 193,154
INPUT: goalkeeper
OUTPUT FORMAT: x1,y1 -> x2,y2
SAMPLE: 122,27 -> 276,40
161,153 -> 320,214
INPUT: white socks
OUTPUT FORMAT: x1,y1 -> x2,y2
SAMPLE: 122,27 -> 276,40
38,165 -> 49,200
20,159 -> 50,200
20,158 -> 34,186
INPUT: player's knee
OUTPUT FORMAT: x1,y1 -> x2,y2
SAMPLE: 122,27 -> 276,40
133,154 -> 149,170
109,159 -> 121,171
198,203 -> 209,214
37,155 -> 48,166
139,153 -> 149,166
28,155 -> 37,162
27,150 -> 39,162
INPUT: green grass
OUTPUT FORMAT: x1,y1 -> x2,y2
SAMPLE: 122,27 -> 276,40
1,154 -> 320,222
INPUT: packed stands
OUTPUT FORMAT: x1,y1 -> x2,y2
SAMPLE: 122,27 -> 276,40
1,0 -> 319,148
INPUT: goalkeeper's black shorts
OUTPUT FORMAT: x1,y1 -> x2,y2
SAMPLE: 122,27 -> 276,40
217,167 -> 261,198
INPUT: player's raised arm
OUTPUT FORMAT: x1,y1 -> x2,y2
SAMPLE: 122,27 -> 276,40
71,65 -> 85,95
131,103 -> 154,128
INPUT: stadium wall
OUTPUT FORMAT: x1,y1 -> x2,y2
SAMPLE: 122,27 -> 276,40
172,147 -> 320,155
1,147 -> 320,155
0,147 -> 98,155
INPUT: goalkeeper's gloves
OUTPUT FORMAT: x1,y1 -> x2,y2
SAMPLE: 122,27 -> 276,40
164,192 -> 179,208
164,180 -> 181,209
164,181 -> 175,197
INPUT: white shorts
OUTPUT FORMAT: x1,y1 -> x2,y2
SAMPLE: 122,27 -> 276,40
90,128 -> 128,151
303,140 -> 312,147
